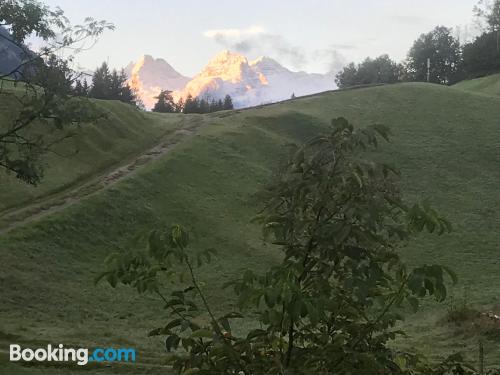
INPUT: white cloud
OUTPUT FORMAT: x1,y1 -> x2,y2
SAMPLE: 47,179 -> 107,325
203,26 -> 265,39
203,25 -> 307,69
313,48 -> 348,74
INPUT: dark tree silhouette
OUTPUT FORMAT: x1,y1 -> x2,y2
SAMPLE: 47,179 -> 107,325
152,90 -> 176,113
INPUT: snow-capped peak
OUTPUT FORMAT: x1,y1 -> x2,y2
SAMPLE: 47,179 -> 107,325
125,55 -> 190,109
198,50 -> 251,83
250,56 -> 289,71
172,50 -> 333,108
127,50 -> 333,109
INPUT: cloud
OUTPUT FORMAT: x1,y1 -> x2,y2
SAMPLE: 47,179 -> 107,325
328,43 -> 357,51
389,14 -> 429,25
203,26 -> 265,39
203,25 -> 307,69
312,47 -> 348,74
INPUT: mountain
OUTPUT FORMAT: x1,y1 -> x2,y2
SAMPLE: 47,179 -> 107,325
249,56 -> 334,104
175,50 -> 264,107
126,51 -> 333,109
125,55 -> 190,109
175,50 -> 333,108
0,26 -> 27,78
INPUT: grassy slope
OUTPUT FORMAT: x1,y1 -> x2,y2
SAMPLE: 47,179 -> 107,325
2,82 -> 500,372
454,72 -> 500,96
0,94 -> 179,212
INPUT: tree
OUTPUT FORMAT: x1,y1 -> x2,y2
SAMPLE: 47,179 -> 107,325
199,97 -> 209,114
209,98 -> 221,112
0,0 -> 113,184
182,94 -> 197,114
89,62 -> 111,99
223,94 -> 233,110
463,1 -> 500,77
88,64 -> 137,105
82,79 -> 89,96
73,79 -> 86,97
109,69 -> 122,100
119,80 -> 138,106
181,94 -> 233,114
335,55 -> 400,88
175,97 -> 184,113
406,26 -> 463,85
99,118 -> 467,374
474,0 -> 500,32
152,90 -> 176,113
117,69 -> 137,105
463,31 -> 500,77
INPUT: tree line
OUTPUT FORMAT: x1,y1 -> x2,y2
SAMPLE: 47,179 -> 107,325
336,0 -> 500,88
73,62 -> 138,106
152,90 -> 234,114
74,64 -> 234,113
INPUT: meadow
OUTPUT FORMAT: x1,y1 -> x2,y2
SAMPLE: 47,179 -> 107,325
2,82 -> 500,372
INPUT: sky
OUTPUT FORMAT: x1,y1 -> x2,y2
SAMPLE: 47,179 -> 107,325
39,0 -> 479,76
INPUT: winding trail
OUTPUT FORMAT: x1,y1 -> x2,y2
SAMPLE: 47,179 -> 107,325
0,115 -> 204,235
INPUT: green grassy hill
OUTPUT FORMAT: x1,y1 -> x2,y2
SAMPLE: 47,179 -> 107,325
2,82 -> 500,373
0,95 -> 182,213
454,72 -> 500,96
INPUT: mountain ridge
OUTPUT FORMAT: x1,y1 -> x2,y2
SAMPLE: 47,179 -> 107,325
125,54 -> 190,109
175,50 -> 333,108
126,50 -> 333,109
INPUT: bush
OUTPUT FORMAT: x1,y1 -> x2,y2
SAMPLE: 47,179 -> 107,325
97,118 -> 478,374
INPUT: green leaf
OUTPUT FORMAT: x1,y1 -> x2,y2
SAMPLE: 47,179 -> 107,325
191,329 -> 213,338
165,334 -> 180,352
170,224 -> 189,249
165,318 -> 182,331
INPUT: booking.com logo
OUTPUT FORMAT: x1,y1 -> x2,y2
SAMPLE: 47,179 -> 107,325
9,344 -> 136,366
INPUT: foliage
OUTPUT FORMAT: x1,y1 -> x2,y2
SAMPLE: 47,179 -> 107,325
406,26 -> 463,85
0,0 -> 113,184
0,0 -> 65,43
335,55 -> 401,88
474,0 -> 500,32
223,94 -> 233,110
73,78 -> 90,97
98,117 -> 476,374
463,31 -> 500,78
87,62 -> 138,105
182,94 -> 233,114
152,90 -> 177,113
2,83 -> 500,371
454,1 -> 500,79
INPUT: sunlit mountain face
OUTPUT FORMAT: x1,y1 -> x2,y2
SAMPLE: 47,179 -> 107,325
126,51 -> 333,109
125,55 -> 190,109
174,50 -> 264,107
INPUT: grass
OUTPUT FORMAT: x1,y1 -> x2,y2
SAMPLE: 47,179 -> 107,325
0,91 -> 182,212
453,72 -> 500,96
2,82 -> 500,372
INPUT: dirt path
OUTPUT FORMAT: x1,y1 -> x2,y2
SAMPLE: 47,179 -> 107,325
0,115 -> 204,235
